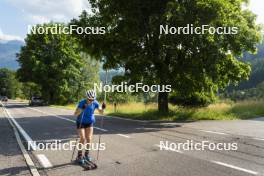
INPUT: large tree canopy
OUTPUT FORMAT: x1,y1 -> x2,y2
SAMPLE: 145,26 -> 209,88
17,23 -> 99,104
72,0 -> 262,112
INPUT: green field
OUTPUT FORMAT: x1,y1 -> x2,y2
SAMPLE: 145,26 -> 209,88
51,100 -> 264,122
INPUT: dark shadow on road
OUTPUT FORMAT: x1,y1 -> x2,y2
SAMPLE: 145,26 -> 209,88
0,166 -> 29,176
2,103 -> 184,148
0,116 -> 25,157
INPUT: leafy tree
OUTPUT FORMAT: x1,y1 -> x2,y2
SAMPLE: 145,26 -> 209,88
0,68 -> 19,98
72,0 -> 262,113
19,82 -> 41,100
70,53 -> 100,101
17,23 -> 99,104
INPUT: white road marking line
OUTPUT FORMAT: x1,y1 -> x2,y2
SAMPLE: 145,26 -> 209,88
211,161 -> 258,175
155,140 -> 259,175
28,107 -> 74,122
94,127 -> 108,132
28,107 -> 136,138
117,134 -> 131,138
200,130 -> 227,135
154,144 -> 183,153
49,106 -> 147,123
36,154 -> 53,168
4,107 -> 37,150
28,107 -> 109,132
253,138 -> 264,141
53,115 -> 75,123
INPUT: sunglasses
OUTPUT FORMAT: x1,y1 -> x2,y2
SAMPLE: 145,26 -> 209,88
87,99 -> 94,102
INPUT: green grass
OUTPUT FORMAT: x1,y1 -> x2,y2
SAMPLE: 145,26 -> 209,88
50,104 -> 76,110
229,100 -> 264,119
105,100 -> 264,121
50,100 -> 264,122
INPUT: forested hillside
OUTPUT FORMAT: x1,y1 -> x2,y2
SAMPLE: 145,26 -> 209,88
229,38 -> 264,91
225,37 -> 264,100
0,40 -> 24,70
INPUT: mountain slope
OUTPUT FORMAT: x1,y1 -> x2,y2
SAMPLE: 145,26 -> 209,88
0,40 -> 24,70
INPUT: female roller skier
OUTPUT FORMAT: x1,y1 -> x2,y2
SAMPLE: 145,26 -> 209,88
74,90 -> 106,164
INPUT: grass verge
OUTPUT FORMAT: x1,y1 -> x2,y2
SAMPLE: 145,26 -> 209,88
50,104 -> 76,110
50,100 -> 264,122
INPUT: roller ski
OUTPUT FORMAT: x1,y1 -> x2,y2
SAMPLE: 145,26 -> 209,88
75,156 -> 97,170
84,156 -> 98,169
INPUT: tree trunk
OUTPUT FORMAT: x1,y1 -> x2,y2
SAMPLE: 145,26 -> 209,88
49,90 -> 54,104
158,92 -> 168,113
150,31 -> 169,114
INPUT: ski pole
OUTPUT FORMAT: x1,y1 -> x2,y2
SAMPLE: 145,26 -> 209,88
71,138 -> 79,162
96,69 -> 108,161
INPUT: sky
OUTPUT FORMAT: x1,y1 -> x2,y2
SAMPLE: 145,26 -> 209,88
0,0 -> 263,42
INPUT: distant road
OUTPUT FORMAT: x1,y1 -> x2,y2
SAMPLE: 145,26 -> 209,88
1,100 -> 264,176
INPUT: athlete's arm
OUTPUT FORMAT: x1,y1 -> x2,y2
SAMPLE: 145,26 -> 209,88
74,108 -> 83,117
74,100 -> 86,117
97,102 -> 106,114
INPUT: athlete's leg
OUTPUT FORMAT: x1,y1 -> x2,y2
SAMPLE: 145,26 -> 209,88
84,126 -> 93,157
77,127 -> 85,158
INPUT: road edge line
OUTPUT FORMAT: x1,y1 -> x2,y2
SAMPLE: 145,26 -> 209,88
1,103 -> 40,176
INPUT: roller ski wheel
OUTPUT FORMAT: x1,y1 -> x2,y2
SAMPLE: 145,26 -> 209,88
84,156 -> 98,170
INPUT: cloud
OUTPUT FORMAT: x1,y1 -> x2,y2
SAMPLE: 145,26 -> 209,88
6,0 -> 90,24
0,28 -> 24,42
249,0 -> 264,24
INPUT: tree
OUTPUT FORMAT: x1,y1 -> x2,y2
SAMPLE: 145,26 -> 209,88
72,0 -> 262,113
17,23 -> 99,104
19,82 -> 41,100
69,53 -> 100,101
0,68 -> 19,98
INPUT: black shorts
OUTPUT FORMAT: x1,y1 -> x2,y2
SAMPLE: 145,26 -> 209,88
76,122 -> 93,129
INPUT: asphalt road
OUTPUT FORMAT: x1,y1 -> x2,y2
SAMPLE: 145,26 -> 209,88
1,100 -> 264,176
